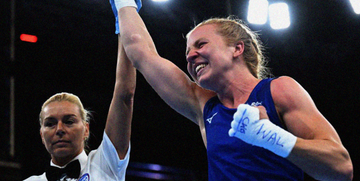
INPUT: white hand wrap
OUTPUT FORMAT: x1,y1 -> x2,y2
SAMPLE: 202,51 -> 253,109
114,0 -> 139,11
229,104 -> 297,158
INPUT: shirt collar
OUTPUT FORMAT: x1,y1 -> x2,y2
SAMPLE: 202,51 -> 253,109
50,150 -> 88,170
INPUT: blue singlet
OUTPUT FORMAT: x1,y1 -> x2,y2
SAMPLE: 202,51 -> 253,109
203,78 -> 303,181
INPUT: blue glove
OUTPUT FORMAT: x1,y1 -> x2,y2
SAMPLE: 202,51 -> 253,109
110,0 -> 142,34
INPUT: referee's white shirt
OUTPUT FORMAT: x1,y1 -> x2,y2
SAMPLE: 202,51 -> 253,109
24,131 -> 130,181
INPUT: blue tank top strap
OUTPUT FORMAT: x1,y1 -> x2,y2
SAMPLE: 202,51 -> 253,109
245,77 -> 283,128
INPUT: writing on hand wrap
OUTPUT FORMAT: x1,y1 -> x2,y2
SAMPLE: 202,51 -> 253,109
256,123 -> 284,147
236,109 -> 250,134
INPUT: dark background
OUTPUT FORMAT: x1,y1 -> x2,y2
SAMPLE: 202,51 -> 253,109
1,0 -> 359,180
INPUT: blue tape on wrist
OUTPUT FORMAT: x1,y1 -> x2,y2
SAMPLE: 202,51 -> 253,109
110,0 -> 142,34
136,0 -> 142,11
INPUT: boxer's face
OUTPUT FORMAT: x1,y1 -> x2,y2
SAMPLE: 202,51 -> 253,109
186,24 -> 237,90
40,101 -> 89,165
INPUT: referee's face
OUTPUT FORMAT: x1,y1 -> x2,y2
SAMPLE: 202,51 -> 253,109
40,101 -> 89,166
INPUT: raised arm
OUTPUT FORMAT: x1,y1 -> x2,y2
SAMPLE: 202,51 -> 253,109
273,76 -> 353,180
113,3 -> 215,125
104,36 -> 136,159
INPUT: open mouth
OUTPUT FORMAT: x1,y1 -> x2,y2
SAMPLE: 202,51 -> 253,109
195,64 -> 207,74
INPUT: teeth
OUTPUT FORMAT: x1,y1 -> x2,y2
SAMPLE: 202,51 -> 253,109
195,64 -> 206,73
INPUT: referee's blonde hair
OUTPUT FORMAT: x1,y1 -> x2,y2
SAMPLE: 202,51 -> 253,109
39,92 -> 91,150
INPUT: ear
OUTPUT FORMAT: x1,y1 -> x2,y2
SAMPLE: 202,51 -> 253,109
233,41 -> 245,58
40,128 -> 45,145
84,122 -> 90,139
